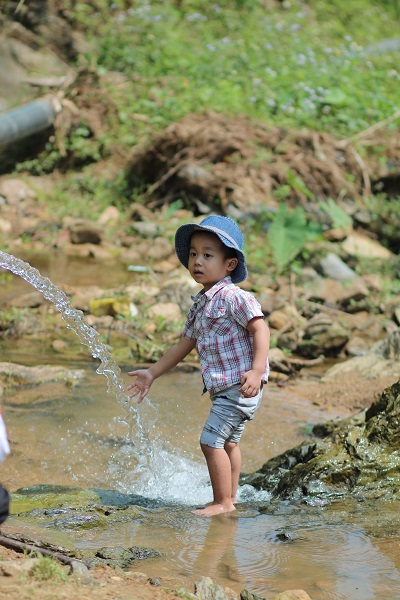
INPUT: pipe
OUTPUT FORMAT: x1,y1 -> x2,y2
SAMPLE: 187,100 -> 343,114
0,98 -> 61,147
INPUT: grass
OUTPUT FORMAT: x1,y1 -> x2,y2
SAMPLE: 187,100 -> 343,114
70,0 -> 399,147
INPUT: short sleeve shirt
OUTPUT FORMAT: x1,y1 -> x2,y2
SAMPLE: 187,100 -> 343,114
182,277 -> 269,395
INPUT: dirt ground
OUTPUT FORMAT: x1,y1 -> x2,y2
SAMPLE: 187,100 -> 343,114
0,545 -> 187,600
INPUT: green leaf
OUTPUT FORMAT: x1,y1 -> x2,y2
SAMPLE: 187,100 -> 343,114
319,198 -> 353,229
267,204 -> 320,272
323,88 -> 348,107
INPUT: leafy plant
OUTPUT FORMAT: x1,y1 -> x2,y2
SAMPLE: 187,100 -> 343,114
267,203 -> 322,272
319,198 -> 353,229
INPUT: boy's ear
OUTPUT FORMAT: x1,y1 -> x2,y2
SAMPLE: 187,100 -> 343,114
226,258 -> 238,272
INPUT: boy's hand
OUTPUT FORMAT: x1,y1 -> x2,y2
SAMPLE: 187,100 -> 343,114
127,369 -> 154,403
239,370 -> 262,397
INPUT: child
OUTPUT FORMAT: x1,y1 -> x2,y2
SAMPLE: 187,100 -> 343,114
127,215 -> 270,517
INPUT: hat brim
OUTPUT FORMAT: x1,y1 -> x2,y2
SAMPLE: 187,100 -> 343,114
175,222 -> 247,284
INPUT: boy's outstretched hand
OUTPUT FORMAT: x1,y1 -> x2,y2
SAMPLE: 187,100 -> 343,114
127,369 -> 154,403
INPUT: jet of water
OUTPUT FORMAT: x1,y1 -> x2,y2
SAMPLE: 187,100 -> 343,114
0,250 -> 150,465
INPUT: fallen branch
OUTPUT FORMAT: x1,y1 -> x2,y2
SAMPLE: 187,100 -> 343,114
0,534 -> 91,569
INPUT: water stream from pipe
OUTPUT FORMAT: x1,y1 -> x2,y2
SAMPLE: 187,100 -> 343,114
0,249 -> 151,467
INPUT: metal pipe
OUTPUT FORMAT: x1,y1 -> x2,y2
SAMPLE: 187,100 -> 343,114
0,98 -> 60,146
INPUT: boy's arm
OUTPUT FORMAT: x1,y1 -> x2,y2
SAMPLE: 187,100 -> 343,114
127,336 -> 196,403
239,317 -> 270,397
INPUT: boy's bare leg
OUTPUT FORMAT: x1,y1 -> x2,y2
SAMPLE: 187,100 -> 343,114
224,441 -> 241,503
192,444 -> 236,517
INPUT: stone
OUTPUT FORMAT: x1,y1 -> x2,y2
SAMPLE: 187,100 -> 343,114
195,576 -> 229,600
148,302 -> 182,322
272,590 -> 312,600
0,363 -> 85,388
319,252 -> 357,281
342,232 -> 393,259
344,335 -> 369,357
70,560 -> 91,582
268,305 -> 305,331
97,206 -> 120,226
68,220 -> 103,245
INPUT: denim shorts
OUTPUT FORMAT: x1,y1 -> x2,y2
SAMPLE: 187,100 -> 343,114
200,383 -> 264,449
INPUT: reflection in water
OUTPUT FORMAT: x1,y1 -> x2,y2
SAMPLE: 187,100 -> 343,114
191,516 -> 242,587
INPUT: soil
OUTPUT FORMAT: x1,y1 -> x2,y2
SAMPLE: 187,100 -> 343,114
0,544 -> 184,600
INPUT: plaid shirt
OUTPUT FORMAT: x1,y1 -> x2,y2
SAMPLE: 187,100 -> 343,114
182,277 -> 269,395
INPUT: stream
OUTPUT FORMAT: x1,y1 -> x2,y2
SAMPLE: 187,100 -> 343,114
1,254 -> 400,598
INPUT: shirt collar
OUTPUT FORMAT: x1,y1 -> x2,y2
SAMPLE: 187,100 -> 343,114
191,276 -> 232,303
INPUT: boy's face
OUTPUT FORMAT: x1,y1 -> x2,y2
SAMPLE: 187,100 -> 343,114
188,231 -> 238,291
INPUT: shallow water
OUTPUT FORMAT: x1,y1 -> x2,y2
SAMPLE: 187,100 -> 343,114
3,361 -> 400,599
2,254 -> 400,598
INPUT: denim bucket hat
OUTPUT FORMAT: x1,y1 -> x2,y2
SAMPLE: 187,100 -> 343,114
175,215 -> 247,283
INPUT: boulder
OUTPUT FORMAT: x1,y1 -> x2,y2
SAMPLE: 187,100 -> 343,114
242,377 -> 400,503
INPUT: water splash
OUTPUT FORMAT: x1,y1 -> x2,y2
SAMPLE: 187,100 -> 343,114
0,250 -> 150,465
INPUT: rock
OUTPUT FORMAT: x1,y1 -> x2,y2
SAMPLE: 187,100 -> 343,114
195,576 -> 229,600
242,376 -> 400,503
268,305 -> 305,331
130,222 -> 160,238
89,297 -> 135,317
0,363 -> 85,388
272,591 -> 312,600
148,302 -> 182,322
68,219 -> 103,245
319,252 -> 357,281
342,232 -> 393,259
322,329 -> 400,381
97,206 -> 120,226
240,589 -> 265,600
344,335 -> 369,357
70,560 -> 91,582
95,546 -> 162,569
296,314 -> 350,358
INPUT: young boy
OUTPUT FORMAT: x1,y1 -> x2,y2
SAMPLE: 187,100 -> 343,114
127,215 -> 270,517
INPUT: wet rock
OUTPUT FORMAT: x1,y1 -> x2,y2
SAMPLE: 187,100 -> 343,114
95,546 -> 161,569
242,376 -> 400,503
